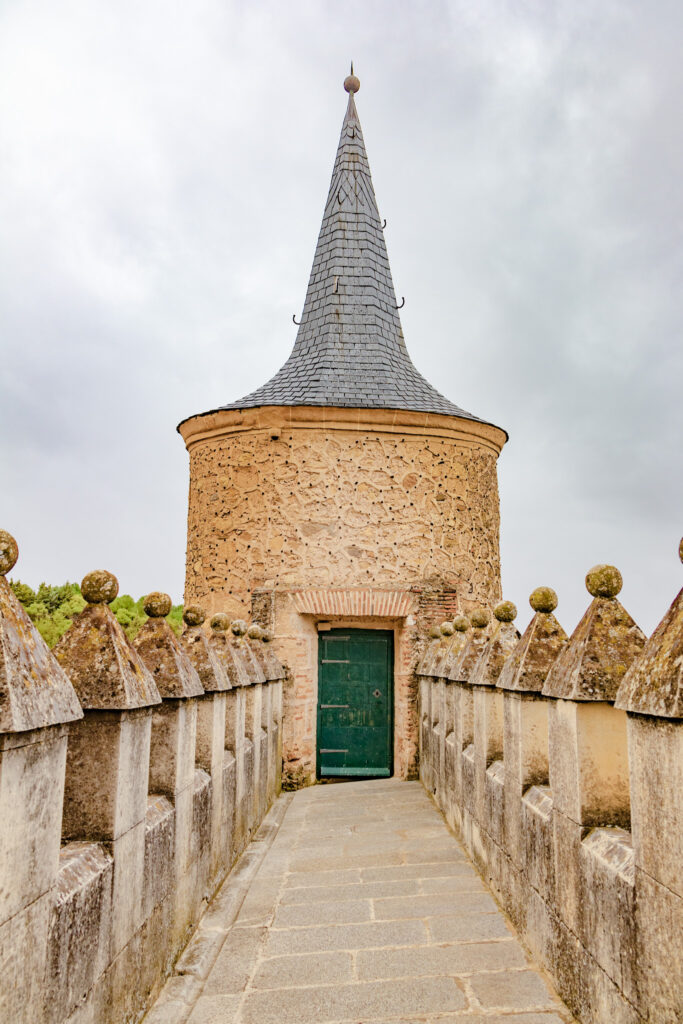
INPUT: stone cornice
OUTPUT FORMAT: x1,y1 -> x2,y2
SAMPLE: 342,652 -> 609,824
178,405 -> 507,457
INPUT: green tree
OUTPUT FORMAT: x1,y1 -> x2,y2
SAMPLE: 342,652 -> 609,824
9,580 -> 183,647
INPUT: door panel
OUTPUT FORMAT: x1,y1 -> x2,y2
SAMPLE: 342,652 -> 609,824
317,629 -> 393,777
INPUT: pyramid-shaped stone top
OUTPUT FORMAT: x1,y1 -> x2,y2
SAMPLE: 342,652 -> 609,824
180,75 -> 502,430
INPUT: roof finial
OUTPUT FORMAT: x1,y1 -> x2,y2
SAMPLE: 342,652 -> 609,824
344,63 -> 360,94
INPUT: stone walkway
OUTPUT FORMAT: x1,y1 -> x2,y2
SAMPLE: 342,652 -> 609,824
179,780 -> 574,1023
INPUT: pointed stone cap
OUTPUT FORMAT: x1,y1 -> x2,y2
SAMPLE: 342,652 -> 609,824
132,593 -> 204,699
469,602 -> 521,687
0,532 -> 83,731
246,625 -> 286,681
181,605 -> 230,693
417,636 -> 442,676
542,566 -> 646,701
230,623 -> 266,685
431,631 -> 460,677
54,571 -> 161,710
616,542 -> 683,718
441,627 -> 472,678
498,588 -> 568,694
209,614 -> 251,687
448,610 -> 491,682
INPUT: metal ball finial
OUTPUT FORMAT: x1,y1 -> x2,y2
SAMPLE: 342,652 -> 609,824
344,62 -> 360,94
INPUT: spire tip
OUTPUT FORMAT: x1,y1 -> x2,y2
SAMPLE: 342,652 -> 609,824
344,63 -> 360,94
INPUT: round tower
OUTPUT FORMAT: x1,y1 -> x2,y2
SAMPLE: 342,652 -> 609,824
179,73 -> 507,785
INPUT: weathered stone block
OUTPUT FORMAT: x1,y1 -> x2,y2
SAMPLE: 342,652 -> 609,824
192,769 -> 213,906
63,708 -> 152,842
548,699 -> 630,828
484,760 -> 505,848
473,685 -> 503,822
522,785 -> 554,905
45,841 -> 113,1023
109,819 -> 146,958
143,795 -> 174,917
0,891 -> 51,1024
579,827 -> 636,1003
552,913 -> 641,1024
0,725 -> 69,922
149,698 -> 197,798
627,714 -> 683,896
634,868 -> 683,1022
221,751 -> 236,870
551,809 -> 586,935
503,691 -> 549,788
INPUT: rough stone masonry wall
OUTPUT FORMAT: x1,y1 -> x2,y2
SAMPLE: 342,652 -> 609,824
180,405 -> 506,620
417,558 -> 683,1024
0,534 -> 285,1024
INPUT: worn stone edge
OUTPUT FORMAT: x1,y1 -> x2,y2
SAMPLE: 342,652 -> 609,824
141,792 -> 294,1024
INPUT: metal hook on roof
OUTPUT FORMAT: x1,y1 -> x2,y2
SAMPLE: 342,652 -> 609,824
395,297 -> 405,309
292,314 -> 302,325
382,219 -> 387,229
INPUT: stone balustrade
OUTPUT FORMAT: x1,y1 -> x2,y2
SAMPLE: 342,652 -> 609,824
0,531 -> 285,1024
417,550 -> 683,1024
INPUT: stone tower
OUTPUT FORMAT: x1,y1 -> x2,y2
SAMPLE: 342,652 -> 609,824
179,72 -> 507,784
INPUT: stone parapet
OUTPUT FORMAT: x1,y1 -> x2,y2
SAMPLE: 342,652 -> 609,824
417,550 -> 683,1024
0,535 -> 286,1024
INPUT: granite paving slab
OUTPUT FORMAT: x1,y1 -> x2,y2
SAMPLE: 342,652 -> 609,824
151,779 -> 575,1023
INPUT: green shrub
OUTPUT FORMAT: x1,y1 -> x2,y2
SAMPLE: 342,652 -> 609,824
9,580 -> 182,647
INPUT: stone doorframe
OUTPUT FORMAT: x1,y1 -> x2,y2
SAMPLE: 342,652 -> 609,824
269,588 -> 420,788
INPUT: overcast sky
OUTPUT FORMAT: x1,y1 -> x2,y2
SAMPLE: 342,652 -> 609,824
1,0 -> 681,635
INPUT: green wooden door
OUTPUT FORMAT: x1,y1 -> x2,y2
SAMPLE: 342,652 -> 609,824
317,629 -> 393,777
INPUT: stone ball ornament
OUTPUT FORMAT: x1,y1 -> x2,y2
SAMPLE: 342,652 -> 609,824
470,608 -> 490,629
210,613 -> 230,632
261,630 -> 273,643
529,587 -> 558,614
440,621 -> 454,636
183,605 -> 206,627
585,564 -> 623,599
81,570 -> 119,605
143,592 -> 172,618
247,625 -> 264,640
452,615 -> 470,632
428,625 -> 442,639
0,530 -> 19,575
494,600 -> 517,623
231,619 -> 248,637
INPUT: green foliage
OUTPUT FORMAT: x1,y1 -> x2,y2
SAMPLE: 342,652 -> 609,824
9,580 -> 182,647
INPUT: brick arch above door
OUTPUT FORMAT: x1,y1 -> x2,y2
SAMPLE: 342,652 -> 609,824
289,588 -> 418,619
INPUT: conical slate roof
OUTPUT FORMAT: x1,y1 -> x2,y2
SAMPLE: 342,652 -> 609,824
184,74 -> 496,425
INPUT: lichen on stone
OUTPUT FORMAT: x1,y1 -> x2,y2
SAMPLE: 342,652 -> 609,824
210,613 -> 230,632
585,564 -> 623,599
470,608 -> 490,629
494,600 -> 517,622
183,604 -> 206,627
0,529 -> 19,575
143,592 -> 173,618
81,570 -> 119,605
529,586 -> 558,614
